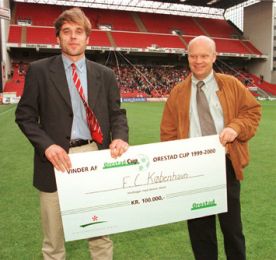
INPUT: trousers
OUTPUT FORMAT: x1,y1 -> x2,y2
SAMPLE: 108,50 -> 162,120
40,142 -> 113,260
187,157 -> 246,260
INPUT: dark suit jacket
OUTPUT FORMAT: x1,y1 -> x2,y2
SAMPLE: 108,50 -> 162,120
15,55 -> 128,192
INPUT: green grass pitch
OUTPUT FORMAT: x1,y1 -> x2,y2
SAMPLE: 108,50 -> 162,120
0,101 -> 275,259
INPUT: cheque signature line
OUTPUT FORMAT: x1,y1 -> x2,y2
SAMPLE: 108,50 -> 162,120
166,184 -> 226,199
61,201 -> 130,216
84,181 -> 158,195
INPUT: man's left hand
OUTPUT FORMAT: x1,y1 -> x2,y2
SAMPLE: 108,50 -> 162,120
219,127 -> 238,146
109,139 -> 129,158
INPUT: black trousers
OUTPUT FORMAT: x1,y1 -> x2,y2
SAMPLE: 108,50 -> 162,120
187,157 -> 246,260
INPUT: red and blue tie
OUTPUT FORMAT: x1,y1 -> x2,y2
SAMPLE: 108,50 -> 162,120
71,63 -> 103,144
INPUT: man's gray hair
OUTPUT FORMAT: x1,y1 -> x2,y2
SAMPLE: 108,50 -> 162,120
187,35 -> 216,54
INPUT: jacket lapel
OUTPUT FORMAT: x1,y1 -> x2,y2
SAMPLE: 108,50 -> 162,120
215,73 -> 229,126
50,55 -> 72,108
86,60 -> 101,110
179,76 -> 192,138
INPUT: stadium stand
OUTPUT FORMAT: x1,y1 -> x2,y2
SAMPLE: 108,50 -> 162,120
111,31 -> 185,49
183,35 -> 259,55
14,2 -> 62,26
113,64 -> 187,98
214,38 -> 256,55
242,41 -> 263,55
26,26 -> 56,44
4,2 -> 275,99
138,13 -> 204,35
249,74 -> 276,95
89,30 -> 112,47
7,25 -> 22,44
5,58 -> 273,102
8,3 -> 263,56
85,9 -> 139,32
3,63 -> 26,97
196,17 -> 240,38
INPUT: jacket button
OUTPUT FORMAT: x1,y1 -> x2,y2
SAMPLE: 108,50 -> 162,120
66,136 -> 70,140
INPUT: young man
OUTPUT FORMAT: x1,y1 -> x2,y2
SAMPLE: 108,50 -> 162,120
15,8 -> 128,260
160,35 -> 261,260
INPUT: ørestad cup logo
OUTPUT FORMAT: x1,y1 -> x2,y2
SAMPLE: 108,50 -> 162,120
137,154 -> 150,172
103,154 -> 150,171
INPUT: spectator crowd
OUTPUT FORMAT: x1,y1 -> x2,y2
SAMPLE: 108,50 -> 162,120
5,61 -> 267,99
112,64 -> 188,98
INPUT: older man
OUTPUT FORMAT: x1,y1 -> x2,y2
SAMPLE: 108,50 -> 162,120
161,35 -> 261,260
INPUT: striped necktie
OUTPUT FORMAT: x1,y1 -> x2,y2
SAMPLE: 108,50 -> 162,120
196,81 -> 217,136
71,63 -> 103,144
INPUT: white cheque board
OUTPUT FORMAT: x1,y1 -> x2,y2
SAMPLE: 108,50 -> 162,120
55,135 -> 227,241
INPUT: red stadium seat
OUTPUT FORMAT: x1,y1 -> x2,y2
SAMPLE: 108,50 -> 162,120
196,17 -> 240,38
139,13 -> 204,35
8,25 -> 22,43
111,31 -> 185,49
26,26 -> 56,44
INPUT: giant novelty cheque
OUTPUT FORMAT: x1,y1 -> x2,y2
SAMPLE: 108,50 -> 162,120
55,135 -> 227,241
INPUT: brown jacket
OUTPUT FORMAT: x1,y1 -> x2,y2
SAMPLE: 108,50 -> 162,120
160,72 -> 261,180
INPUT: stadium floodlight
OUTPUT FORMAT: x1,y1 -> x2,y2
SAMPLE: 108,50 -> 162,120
207,0 -> 219,5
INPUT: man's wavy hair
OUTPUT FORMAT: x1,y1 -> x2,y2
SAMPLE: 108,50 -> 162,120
54,7 -> 92,37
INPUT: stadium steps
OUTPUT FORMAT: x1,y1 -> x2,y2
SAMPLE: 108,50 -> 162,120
192,18 -> 209,36
132,13 -> 147,32
21,26 -> 26,44
89,30 -> 112,47
106,31 -> 117,48
250,74 -> 276,96
256,87 -> 270,98
243,41 -> 262,55
240,40 -> 256,54
178,35 -> 188,48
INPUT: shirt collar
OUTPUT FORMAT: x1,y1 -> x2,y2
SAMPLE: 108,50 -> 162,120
192,70 -> 214,89
62,55 -> 86,72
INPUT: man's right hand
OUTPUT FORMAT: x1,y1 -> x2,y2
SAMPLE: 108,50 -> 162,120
45,144 -> 71,172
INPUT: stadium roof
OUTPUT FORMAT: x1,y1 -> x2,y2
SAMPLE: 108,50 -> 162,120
149,0 -> 250,10
13,0 -> 260,19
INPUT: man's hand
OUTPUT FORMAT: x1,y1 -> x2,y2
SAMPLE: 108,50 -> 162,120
45,144 -> 71,172
109,139 -> 129,159
219,127 -> 238,146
